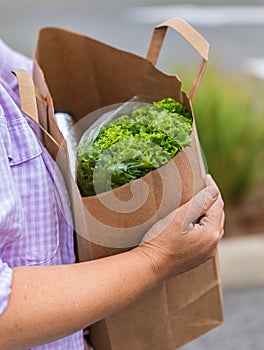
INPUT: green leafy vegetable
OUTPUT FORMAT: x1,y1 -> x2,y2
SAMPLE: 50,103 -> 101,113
76,98 -> 193,196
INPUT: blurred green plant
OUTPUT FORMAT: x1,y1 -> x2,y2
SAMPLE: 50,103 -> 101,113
176,64 -> 264,203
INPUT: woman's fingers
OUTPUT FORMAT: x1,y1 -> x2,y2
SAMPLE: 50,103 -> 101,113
179,184 -> 220,232
197,196 -> 225,241
204,173 -> 218,188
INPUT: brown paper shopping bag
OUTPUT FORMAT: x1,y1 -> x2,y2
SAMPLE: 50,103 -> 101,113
16,17 -> 223,350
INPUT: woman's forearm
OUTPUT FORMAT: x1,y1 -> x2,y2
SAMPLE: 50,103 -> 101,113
0,250 -> 157,350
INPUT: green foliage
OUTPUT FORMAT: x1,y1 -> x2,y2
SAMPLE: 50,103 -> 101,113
180,65 -> 264,203
76,98 -> 193,196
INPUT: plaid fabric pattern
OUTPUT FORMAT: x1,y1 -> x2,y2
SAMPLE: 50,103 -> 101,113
0,40 -> 84,349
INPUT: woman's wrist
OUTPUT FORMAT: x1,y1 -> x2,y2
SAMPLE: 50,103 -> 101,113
129,245 -> 168,286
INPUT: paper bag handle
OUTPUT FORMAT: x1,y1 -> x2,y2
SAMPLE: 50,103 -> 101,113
146,17 -> 209,102
13,69 -> 61,149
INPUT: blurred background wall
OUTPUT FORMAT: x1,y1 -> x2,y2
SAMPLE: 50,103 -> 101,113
1,0 -> 264,75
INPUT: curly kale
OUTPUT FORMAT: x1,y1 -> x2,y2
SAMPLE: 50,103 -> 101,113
76,98 -> 193,196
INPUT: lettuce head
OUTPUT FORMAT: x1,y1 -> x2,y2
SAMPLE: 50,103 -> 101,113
76,98 -> 193,196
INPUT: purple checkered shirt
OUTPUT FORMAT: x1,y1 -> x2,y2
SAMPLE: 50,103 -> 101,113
0,40 -> 84,349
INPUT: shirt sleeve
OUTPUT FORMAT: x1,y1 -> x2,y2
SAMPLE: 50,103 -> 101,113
0,259 -> 12,315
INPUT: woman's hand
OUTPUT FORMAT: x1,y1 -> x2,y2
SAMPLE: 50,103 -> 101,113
135,174 -> 225,281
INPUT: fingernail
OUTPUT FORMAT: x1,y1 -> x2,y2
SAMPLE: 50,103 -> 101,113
207,186 -> 219,200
